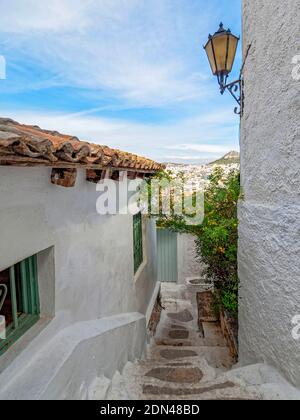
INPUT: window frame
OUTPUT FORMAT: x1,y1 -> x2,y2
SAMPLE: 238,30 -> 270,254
133,212 -> 144,274
0,255 -> 40,356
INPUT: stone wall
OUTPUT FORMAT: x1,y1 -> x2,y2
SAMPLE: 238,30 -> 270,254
239,0 -> 300,386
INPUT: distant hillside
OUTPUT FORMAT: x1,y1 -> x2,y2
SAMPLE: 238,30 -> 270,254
210,151 -> 240,166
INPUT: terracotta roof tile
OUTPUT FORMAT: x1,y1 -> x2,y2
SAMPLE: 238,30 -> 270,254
0,118 -> 163,173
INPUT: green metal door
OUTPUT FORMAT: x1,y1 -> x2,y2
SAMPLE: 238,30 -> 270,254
157,229 -> 178,283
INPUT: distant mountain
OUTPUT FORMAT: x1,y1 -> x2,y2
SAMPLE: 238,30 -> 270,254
210,151 -> 240,166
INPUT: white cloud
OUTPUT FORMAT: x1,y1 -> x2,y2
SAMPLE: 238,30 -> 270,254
0,0 -> 94,33
2,108 -> 239,163
164,155 -> 210,161
0,1 -> 240,163
0,0 -> 211,107
164,143 -> 232,154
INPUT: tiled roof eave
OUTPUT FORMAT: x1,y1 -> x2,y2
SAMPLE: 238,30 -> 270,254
0,118 -> 163,174
0,155 -> 159,173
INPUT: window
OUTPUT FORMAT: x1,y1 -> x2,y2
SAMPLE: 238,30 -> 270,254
0,255 -> 40,355
133,213 -> 143,274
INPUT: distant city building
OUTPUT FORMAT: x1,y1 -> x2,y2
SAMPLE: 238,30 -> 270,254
166,152 -> 240,192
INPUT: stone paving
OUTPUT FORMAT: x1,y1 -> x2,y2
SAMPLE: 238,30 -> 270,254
92,283 -> 300,400
105,283 -> 260,400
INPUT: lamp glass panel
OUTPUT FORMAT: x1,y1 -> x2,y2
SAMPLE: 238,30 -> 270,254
204,40 -> 217,74
212,34 -> 228,73
226,35 -> 239,72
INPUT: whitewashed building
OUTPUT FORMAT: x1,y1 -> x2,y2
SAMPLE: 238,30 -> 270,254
0,118 -> 162,399
239,0 -> 300,387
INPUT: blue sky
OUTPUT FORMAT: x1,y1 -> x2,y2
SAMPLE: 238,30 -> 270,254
0,0 -> 241,163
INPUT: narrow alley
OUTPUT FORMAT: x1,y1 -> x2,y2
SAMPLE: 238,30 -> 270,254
105,283 -> 261,400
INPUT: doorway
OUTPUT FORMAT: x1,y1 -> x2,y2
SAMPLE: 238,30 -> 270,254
157,229 -> 178,283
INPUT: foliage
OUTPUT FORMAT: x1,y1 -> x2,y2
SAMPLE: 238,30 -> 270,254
157,167 -> 240,317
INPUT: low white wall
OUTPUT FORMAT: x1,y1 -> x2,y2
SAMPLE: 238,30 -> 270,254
0,313 -> 146,400
177,233 -> 205,284
0,167 -> 158,399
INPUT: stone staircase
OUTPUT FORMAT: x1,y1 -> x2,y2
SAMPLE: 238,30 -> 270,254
91,283 -> 300,400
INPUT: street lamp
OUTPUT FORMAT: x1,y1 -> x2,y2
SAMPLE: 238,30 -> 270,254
204,23 -> 241,114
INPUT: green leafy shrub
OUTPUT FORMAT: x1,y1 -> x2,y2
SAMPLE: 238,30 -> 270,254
195,168 -> 240,317
157,167 -> 240,317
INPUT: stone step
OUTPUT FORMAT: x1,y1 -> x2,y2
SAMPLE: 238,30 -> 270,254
107,362 -> 260,401
117,362 -> 261,400
147,345 -> 233,369
103,280 -> 300,401
106,282 -> 246,400
130,358 -> 217,383
154,339 -> 194,347
144,366 -> 204,384
142,382 -> 262,400
99,361 -> 300,401
166,309 -> 195,323
143,381 -> 235,397
155,316 -> 226,340
154,332 -> 226,347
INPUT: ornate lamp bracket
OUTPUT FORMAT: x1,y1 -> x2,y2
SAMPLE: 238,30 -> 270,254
220,79 -> 242,115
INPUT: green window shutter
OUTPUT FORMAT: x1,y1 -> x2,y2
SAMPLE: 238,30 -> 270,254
133,213 -> 143,274
0,255 -> 40,356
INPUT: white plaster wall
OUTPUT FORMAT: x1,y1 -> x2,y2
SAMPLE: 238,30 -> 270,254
177,234 -> 205,284
239,0 -> 300,386
135,217 -> 159,316
0,167 -> 158,399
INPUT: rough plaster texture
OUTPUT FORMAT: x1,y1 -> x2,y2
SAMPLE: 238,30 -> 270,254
0,167 -> 158,399
177,234 -> 205,284
239,0 -> 300,386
